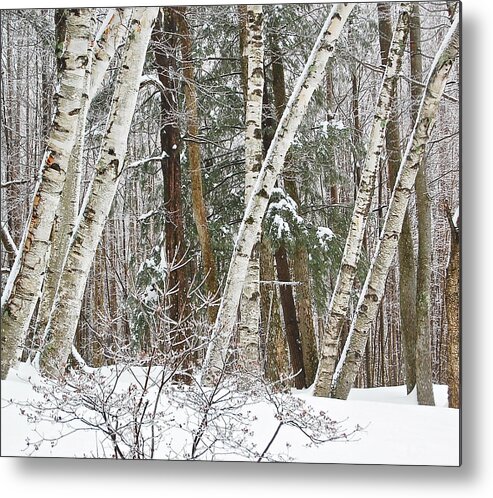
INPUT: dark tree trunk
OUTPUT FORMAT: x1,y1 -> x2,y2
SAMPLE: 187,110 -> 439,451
153,9 -> 191,379
262,75 -> 306,389
445,205 -> 460,409
270,31 -> 318,385
274,245 -> 307,389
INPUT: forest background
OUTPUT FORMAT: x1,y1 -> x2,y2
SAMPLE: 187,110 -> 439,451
0,0 -> 490,496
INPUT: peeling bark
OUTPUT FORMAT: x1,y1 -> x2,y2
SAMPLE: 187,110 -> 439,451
38,7 -> 159,378
34,8 -> 131,354
1,9 -> 94,379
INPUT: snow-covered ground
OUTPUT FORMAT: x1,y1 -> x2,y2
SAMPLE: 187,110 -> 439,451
1,362 -> 459,465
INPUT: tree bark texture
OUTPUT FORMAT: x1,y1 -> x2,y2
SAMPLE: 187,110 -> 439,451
377,2 -> 418,395
271,32 -> 318,386
238,5 -> 264,378
411,4 -> 435,406
445,207 -> 460,409
313,3 -> 411,397
38,7 -> 159,378
331,15 -> 459,400
201,3 -> 354,386
1,9 -> 94,379
176,7 -> 218,322
34,9 -> 131,346
153,9 -> 190,348
260,237 -> 288,385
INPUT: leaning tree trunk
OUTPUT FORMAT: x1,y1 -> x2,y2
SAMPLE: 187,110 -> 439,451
201,3 -> 354,386
266,85 -> 306,388
34,9 -> 131,350
38,7 -> 159,378
313,3 -> 411,397
271,30 -> 318,386
377,1 -> 417,394
176,7 -> 218,322
1,9 -> 93,380
445,205 -> 460,409
331,15 -> 459,400
238,5 -> 264,378
410,4 -> 435,406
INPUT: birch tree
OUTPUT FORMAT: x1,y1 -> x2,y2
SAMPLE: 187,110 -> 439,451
201,3 -> 354,386
34,9 -> 131,346
38,7 -> 159,378
332,14 -> 460,400
377,1 -> 417,394
238,5 -> 264,377
1,9 -> 94,380
313,3 -> 411,397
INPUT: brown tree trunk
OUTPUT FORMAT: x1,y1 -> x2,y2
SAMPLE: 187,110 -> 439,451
153,8 -> 191,378
271,30 -> 318,385
275,245 -> 306,389
176,8 -> 218,321
445,204 -> 460,409
377,2 -> 417,393
411,3 -> 435,406
263,74 -> 305,388
260,237 -> 288,385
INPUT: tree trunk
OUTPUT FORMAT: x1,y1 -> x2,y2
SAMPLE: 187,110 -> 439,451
1,9 -> 94,379
331,15 -> 459,400
260,238 -> 288,385
267,32 -> 306,388
271,31 -> 318,386
238,5 -> 264,378
153,9 -> 191,372
34,8 -> 131,355
275,246 -> 306,389
411,3 -> 435,406
377,2 -> 418,394
176,7 -> 218,321
313,4 -> 411,397
38,7 -> 159,378
445,205 -> 460,409
201,3 -> 353,386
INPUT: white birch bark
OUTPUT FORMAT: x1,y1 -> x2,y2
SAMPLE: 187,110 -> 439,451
201,3 -> 354,386
312,4 -> 411,397
332,14 -> 459,400
1,9 -> 94,380
34,9 -> 131,343
38,7 -> 159,378
238,5 -> 264,378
